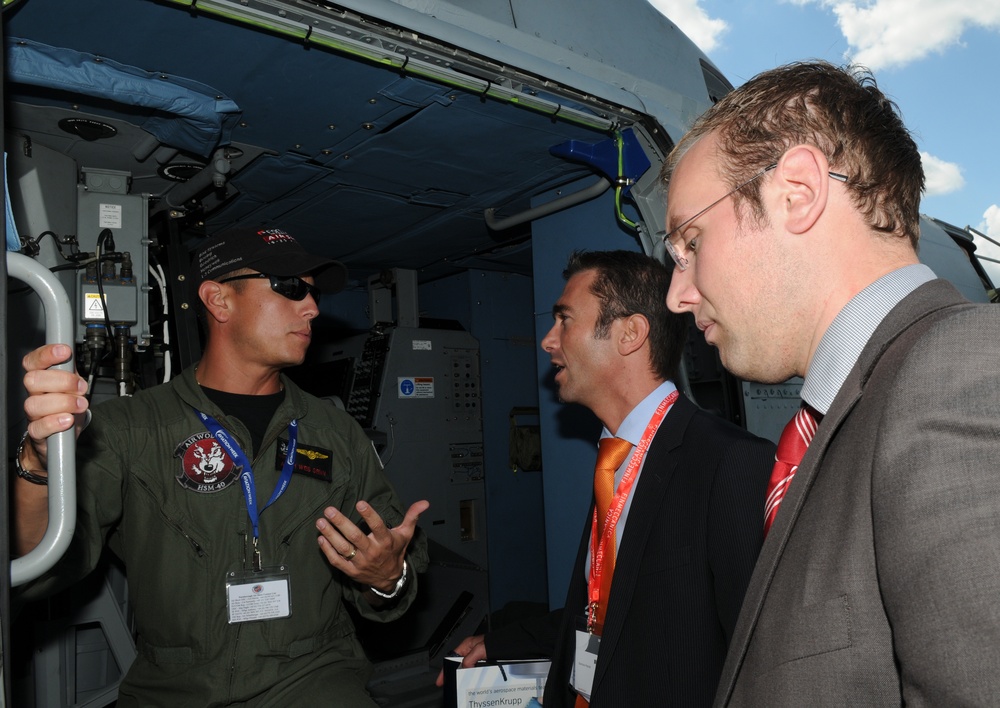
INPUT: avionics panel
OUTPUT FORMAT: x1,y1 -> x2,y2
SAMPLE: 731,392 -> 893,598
311,325 -> 488,569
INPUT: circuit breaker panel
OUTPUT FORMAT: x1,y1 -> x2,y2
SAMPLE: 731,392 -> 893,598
75,169 -> 151,396
7,142 -> 152,398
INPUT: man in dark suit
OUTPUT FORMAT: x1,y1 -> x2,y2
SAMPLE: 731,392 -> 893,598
440,250 -> 774,706
662,61 -> 1000,705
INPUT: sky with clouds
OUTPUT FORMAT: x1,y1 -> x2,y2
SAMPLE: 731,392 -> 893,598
647,0 -> 1000,282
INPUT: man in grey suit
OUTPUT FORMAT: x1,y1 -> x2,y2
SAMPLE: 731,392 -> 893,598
661,60 -> 1000,705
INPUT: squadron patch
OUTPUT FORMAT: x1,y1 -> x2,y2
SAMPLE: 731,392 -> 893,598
175,432 -> 241,493
277,439 -> 334,482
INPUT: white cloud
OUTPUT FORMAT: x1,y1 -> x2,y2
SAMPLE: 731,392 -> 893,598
800,0 -> 1000,70
982,204 -> 1000,240
920,152 -> 964,196
646,0 -> 729,52
975,206 -> 1000,286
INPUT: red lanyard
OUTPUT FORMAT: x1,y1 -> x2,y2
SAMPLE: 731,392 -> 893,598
588,390 -> 678,631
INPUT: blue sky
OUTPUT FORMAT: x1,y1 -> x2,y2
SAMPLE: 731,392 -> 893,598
648,0 -> 1000,282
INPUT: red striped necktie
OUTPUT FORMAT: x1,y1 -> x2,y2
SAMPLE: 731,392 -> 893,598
764,405 -> 819,536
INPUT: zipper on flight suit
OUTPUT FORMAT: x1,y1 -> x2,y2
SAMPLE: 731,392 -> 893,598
132,476 -> 206,556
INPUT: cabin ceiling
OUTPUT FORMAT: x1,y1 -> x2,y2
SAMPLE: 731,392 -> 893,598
4,0 -> 627,282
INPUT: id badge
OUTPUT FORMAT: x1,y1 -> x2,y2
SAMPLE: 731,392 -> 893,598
572,616 -> 600,699
226,566 -> 292,624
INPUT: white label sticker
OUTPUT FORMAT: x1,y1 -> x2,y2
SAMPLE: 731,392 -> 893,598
398,377 -> 434,398
412,340 -> 432,351
98,203 -> 123,229
83,292 -> 107,320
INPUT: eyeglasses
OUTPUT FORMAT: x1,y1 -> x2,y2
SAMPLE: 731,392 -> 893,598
218,273 -> 321,305
661,164 -> 848,271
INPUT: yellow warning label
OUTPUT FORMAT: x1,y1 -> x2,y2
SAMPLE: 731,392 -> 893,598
84,292 -> 107,320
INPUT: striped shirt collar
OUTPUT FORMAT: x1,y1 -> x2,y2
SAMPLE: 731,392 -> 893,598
801,264 -> 936,414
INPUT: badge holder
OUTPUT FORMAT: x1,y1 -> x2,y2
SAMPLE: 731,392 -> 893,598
572,614 -> 599,699
226,565 -> 292,624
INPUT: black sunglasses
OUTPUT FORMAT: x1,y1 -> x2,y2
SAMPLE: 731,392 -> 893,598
218,273 -> 321,305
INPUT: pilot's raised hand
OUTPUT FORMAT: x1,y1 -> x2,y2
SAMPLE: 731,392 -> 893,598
315,498 -> 429,600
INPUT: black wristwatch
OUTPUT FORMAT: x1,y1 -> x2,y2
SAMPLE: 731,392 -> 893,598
15,431 -> 49,485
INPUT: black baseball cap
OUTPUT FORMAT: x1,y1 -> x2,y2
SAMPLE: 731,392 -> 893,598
193,227 -> 347,293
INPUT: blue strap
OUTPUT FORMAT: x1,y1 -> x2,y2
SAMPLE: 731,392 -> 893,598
194,409 -> 297,540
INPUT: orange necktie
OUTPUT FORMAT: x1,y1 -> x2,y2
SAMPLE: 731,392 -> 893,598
593,437 -> 633,626
576,437 -> 633,708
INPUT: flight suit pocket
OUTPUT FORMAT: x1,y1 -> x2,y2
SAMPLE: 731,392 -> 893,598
138,639 -> 194,665
263,612 -> 356,657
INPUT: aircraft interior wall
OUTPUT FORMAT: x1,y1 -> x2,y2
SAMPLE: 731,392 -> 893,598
417,270 -> 548,614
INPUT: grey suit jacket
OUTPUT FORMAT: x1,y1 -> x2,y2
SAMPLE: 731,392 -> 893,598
716,279 -> 1000,706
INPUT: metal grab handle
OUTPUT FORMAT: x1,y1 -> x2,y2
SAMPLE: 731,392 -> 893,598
8,252 -> 77,586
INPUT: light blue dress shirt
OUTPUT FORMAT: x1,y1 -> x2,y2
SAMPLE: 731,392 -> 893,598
588,379 -> 678,571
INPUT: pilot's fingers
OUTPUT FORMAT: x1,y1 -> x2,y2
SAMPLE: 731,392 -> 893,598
316,532 -> 355,573
23,368 -> 87,399
23,364 -> 87,400
22,343 -> 89,444
356,498 -> 429,544
22,343 -> 73,375
318,505 -> 368,550
315,516 -> 403,589
23,385 -> 88,423
315,508 -> 355,559
354,500 -> 389,542
22,380 -> 89,453
396,499 -> 430,534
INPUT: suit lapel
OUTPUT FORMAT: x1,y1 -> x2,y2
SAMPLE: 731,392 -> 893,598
592,395 -> 696,691
714,279 -> 968,705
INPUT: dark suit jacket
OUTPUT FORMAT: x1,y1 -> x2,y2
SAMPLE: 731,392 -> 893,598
716,279 -> 1000,706
488,394 -> 774,707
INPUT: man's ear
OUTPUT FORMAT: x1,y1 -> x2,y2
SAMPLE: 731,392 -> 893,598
775,144 -> 829,235
199,280 -> 232,324
618,313 -> 650,356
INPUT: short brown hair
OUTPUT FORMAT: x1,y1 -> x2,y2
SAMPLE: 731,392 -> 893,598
661,61 -> 923,247
564,250 -> 687,381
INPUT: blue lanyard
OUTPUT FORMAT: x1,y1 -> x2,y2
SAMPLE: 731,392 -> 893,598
194,408 -> 298,541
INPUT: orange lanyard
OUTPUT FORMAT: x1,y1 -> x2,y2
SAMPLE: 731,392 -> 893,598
588,390 -> 678,631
